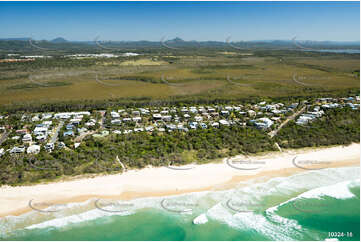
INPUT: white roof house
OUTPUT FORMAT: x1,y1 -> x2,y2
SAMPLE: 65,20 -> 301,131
132,117 -> 142,122
111,119 -> 122,125
10,147 -> 25,154
0,148 -> 5,156
219,120 -> 230,126
194,116 -> 203,122
211,122 -> 219,127
153,114 -> 162,120
111,111 -> 120,119
248,110 -> 256,117
22,134 -> 32,142
255,118 -> 274,129
27,145 -> 40,154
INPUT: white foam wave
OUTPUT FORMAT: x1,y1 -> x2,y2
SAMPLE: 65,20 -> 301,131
1,166 -> 359,238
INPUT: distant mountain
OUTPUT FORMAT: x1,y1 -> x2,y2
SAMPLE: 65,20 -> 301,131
170,37 -> 184,42
51,37 -> 67,43
0,38 -> 30,41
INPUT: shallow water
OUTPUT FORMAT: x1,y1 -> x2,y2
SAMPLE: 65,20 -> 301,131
1,166 -> 359,241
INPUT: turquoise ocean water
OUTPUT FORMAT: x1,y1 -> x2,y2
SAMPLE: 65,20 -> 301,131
1,166 -> 359,241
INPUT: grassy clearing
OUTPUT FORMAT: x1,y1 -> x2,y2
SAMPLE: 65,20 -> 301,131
0,53 -> 359,105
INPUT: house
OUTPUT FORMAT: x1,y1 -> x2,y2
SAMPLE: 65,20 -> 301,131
165,124 -> 177,130
70,118 -> 81,125
35,134 -> 47,141
123,118 -> 132,122
85,121 -> 96,127
210,112 -> 219,117
111,111 -> 120,119
16,129 -> 28,135
183,114 -> 191,119
0,148 -> 4,157
189,108 -> 198,114
134,127 -> 144,132
111,119 -> 122,125
153,114 -> 162,120
63,131 -> 74,137
113,130 -> 122,134
248,110 -> 256,117
22,134 -> 32,142
296,116 -> 313,125
200,123 -> 207,129
45,143 -> 54,151
254,118 -> 274,129
219,120 -> 230,126
10,146 -> 25,154
211,122 -> 219,128
145,126 -> 154,132
140,108 -> 150,115
78,127 -> 88,134
41,113 -> 53,120
189,122 -> 198,129
132,117 -> 142,123
220,110 -> 229,116
288,103 -> 299,109
132,110 -> 140,116
194,116 -> 203,122
181,107 -> 188,113
32,115 -> 40,122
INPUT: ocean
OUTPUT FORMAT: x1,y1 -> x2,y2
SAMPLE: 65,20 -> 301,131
1,166 -> 359,241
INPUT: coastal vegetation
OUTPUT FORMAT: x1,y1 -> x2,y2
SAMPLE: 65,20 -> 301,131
0,106 -> 359,186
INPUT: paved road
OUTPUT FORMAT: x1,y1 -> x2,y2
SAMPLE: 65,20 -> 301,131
268,105 -> 307,138
50,121 -> 64,144
0,130 -> 10,146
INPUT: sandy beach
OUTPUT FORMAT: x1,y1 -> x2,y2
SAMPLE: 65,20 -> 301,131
0,143 -> 359,217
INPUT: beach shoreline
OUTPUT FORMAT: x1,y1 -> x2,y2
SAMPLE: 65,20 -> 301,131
0,143 -> 359,218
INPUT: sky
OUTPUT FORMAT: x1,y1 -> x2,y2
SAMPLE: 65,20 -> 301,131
0,1 -> 359,41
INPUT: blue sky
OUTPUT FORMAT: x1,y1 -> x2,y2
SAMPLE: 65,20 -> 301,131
0,1 -> 359,41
